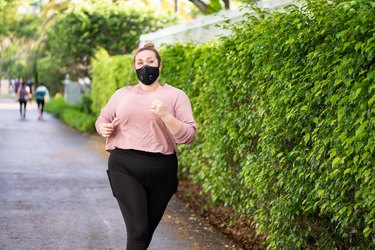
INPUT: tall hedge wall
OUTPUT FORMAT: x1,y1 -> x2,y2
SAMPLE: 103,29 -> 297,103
90,48 -> 137,114
90,0 -> 374,248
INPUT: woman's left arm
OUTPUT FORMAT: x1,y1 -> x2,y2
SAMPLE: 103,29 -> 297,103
151,93 -> 197,144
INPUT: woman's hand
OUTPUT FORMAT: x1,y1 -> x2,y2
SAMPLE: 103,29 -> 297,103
150,99 -> 169,119
99,123 -> 114,138
150,99 -> 182,134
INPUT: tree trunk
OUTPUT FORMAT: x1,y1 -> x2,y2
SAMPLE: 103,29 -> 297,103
223,0 -> 230,9
188,0 -> 209,14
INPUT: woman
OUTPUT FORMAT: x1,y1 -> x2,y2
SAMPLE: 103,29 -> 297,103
17,81 -> 30,119
95,43 -> 197,250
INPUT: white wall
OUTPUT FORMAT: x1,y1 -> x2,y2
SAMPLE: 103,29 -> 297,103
64,82 -> 90,105
140,8 -> 244,48
139,0 -> 297,48
257,0 -> 297,9
0,79 -> 10,96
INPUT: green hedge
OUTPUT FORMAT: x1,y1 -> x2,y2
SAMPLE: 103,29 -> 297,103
90,0 -> 374,248
45,98 -> 97,134
90,48 -> 137,115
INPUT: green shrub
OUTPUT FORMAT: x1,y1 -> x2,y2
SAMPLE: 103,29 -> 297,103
37,55 -> 64,95
45,98 -> 67,119
226,1 -> 375,248
60,109 -> 97,134
45,98 -> 96,134
90,48 -> 137,115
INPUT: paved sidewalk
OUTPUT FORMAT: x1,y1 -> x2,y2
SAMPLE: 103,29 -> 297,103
0,97 -> 241,250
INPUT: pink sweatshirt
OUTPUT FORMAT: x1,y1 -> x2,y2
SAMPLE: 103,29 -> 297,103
95,84 -> 197,155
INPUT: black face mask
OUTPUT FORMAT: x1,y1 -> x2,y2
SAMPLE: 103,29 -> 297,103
135,65 -> 159,85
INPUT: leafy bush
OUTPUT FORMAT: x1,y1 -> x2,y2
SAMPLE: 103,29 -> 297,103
90,48 -> 137,115
225,1 -> 375,248
45,98 -> 96,134
43,1 -> 177,77
37,55 -> 64,95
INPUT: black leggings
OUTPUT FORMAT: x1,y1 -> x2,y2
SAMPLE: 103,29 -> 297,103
37,99 -> 45,113
107,148 -> 179,250
19,100 -> 27,117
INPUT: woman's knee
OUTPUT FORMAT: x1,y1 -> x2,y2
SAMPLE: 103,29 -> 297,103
129,222 -> 149,242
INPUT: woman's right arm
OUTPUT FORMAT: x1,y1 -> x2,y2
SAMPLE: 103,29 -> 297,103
95,92 -> 119,138
97,122 -> 114,138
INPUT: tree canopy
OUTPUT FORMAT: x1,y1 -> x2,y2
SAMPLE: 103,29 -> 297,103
41,1 -> 178,80
0,0 -> 248,90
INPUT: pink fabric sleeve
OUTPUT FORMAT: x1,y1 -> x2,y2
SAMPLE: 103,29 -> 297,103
172,91 -> 197,144
95,90 -> 119,134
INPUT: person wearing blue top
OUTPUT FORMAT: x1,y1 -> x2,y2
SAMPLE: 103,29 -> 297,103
35,82 -> 50,120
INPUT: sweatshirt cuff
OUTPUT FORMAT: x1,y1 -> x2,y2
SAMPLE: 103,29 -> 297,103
172,122 -> 195,144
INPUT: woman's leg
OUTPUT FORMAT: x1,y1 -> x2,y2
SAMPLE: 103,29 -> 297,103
40,100 -> 45,119
116,186 -> 148,250
145,181 -> 178,248
145,155 -> 179,248
19,101 -> 23,118
23,101 -> 27,118
107,150 -> 149,250
37,99 -> 42,118
41,99 -> 45,115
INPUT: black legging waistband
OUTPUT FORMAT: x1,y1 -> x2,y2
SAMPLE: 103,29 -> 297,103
113,148 -> 174,158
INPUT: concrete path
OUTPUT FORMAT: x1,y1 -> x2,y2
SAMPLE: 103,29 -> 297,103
0,97 -> 241,250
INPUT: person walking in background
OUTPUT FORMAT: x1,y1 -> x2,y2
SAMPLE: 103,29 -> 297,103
17,81 -> 31,120
95,42 -> 197,250
35,82 -> 50,120
26,79 -> 34,101
14,78 -> 21,95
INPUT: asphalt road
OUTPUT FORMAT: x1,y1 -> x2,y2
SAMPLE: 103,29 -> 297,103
0,97 -> 241,250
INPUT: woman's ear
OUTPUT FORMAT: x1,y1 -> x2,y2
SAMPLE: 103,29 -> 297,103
159,62 -> 163,70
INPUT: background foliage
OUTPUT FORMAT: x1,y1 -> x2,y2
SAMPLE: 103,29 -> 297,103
89,0 -> 375,248
0,0 -> 178,94
90,48 -> 138,114
0,0 -> 42,80
45,97 -> 97,133
41,1 -> 178,83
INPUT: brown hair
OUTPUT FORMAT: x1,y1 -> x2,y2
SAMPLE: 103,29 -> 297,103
133,42 -> 161,66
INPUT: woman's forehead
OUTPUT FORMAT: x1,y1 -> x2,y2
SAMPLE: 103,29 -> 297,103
135,50 -> 156,60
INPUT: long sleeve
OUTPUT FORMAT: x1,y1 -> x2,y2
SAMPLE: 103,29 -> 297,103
45,89 -> 50,102
95,91 -> 118,134
171,91 -> 197,144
